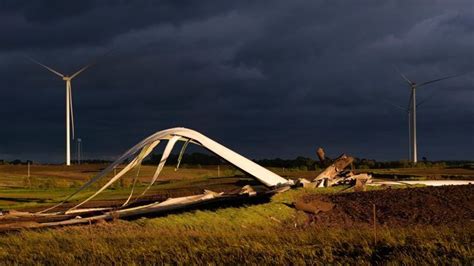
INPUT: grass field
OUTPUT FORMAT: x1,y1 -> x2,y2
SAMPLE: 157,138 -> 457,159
2,163 -> 473,187
0,164 -> 472,264
0,163 -> 473,210
1,163 -> 472,210
0,164 -> 249,210
0,187 -> 472,264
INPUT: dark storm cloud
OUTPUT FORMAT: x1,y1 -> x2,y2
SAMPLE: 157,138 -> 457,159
0,0 -> 256,50
0,0 -> 473,162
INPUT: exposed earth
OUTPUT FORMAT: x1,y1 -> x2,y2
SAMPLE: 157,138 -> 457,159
299,185 -> 474,227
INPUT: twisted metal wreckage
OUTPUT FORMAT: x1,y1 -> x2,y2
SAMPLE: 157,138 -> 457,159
0,127 -> 295,230
1,127 -> 472,230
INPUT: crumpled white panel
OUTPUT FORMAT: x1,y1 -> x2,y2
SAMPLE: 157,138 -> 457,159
139,135 -> 181,197
119,127 -> 290,187
41,127 -> 291,214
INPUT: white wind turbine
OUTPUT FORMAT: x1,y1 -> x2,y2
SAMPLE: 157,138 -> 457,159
27,53 -> 108,166
394,66 -> 464,163
385,95 -> 436,162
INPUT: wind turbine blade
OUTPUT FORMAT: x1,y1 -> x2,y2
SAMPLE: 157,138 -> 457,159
393,65 -> 413,85
382,99 -> 407,112
26,55 -> 64,78
175,139 -> 191,171
69,64 -> 92,80
69,82 -> 75,140
406,90 -> 413,112
417,72 -> 466,88
70,48 -> 115,80
417,91 -> 439,107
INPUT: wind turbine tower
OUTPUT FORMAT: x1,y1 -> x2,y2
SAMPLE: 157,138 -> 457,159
395,67 -> 463,163
28,53 -> 108,166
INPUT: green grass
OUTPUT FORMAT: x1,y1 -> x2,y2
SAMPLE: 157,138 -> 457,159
0,175 -> 253,210
0,187 -> 472,264
0,165 -> 472,264
1,225 -> 471,264
1,164 -> 473,190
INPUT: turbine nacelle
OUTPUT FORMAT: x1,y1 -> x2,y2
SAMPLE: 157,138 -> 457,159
63,76 -> 71,81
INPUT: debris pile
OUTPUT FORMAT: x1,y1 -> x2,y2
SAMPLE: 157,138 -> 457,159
0,128 -> 293,231
298,149 -> 372,190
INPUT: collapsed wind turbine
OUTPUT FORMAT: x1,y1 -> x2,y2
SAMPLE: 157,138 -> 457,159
27,52 -> 110,166
394,66 -> 464,163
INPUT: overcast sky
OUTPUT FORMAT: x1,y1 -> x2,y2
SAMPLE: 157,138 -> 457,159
0,0 -> 473,162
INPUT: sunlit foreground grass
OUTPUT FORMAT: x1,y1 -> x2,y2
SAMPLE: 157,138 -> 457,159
0,188 -> 472,264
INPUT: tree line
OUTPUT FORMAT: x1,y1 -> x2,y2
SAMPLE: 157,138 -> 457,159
1,154 -> 472,169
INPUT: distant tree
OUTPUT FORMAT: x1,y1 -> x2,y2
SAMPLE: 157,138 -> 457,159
10,159 -> 22,165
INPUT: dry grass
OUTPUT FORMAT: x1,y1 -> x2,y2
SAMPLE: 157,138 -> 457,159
0,165 -> 472,264
0,188 -> 472,264
1,164 -> 473,190
0,164 -> 240,188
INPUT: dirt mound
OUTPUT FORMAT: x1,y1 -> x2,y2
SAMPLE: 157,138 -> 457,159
301,185 -> 474,227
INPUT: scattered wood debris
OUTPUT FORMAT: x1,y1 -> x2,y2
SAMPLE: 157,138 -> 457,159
298,151 -> 372,189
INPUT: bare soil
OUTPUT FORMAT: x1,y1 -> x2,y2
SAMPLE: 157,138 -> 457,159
301,185 -> 474,227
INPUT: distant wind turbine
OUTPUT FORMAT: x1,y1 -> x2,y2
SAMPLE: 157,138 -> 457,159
394,66 -> 464,163
27,51 -> 112,166
385,97 -> 433,162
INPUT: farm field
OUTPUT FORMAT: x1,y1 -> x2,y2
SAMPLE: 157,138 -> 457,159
1,163 -> 473,186
1,163 -> 473,210
0,184 -> 472,264
0,164 -> 473,264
